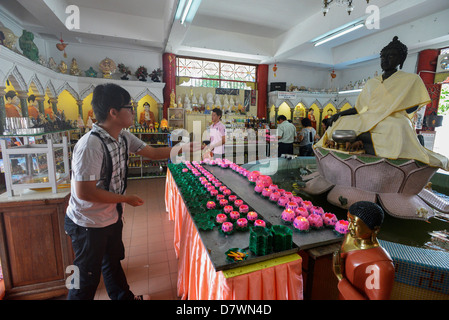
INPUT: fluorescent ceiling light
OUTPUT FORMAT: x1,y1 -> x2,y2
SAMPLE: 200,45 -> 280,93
175,0 -> 201,25
338,89 -> 362,94
314,22 -> 364,47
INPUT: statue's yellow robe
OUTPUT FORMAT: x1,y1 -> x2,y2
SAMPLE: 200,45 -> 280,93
316,71 -> 448,170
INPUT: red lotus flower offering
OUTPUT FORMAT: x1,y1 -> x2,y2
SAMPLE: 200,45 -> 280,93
221,222 -> 233,233
254,184 -> 264,193
323,213 -> 337,227
236,218 -> 248,228
219,199 -> 229,207
216,214 -> 227,223
207,186 -> 215,192
335,220 -> 349,235
234,199 -> 243,208
230,211 -> 240,220
239,205 -> 249,214
217,194 -> 225,201
219,185 -> 227,192
210,189 -> 218,197
281,209 -> 295,223
262,188 -> 272,198
207,201 -> 216,209
247,211 -> 258,221
254,219 -> 266,228
228,195 -> 237,202
224,205 -> 233,214
222,188 -> 231,196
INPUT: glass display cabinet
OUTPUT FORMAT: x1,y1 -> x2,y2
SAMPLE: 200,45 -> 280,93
0,131 -> 71,197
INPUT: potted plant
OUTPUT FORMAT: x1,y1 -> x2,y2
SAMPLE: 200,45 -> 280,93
149,68 -> 163,82
135,66 -> 148,81
118,63 -> 131,80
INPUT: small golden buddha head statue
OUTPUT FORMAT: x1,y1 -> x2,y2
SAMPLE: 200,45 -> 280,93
346,201 -> 384,247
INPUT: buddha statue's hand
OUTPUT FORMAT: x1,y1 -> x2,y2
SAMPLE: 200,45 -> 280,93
329,108 -> 358,126
332,250 -> 344,281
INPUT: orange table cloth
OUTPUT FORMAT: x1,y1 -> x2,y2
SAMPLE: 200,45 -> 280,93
165,169 -> 303,300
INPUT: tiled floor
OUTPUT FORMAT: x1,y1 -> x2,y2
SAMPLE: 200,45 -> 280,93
94,177 -> 179,300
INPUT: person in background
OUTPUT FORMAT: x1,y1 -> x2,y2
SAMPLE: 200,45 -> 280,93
27,95 -> 40,120
4,90 -> 21,117
203,107 -> 226,159
65,83 -> 197,300
298,117 -> 316,156
277,115 -> 296,156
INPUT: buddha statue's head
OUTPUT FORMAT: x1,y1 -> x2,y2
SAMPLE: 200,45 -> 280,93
380,36 -> 408,71
347,201 -> 384,245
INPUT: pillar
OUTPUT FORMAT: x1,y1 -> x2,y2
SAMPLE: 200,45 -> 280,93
76,100 -> 83,117
35,94 -> 45,115
163,53 -> 177,119
0,87 -> 6,133
16,91 -> 29,118
49,97 -> 58,114
257,64 -> 268,119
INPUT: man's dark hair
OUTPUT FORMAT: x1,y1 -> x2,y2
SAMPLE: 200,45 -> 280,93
277,115 -> 287,122
28,94 -> 36,103
301,117 -> 312,127
5,90 -> 16,100
91,83 -> 131,123
348,201 -> 384,230
212,107 -> 222,118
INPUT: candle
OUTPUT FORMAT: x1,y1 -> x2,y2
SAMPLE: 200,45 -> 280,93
284,192 -> 293,199
239,205 -> 249,214
254,184 -> 264,193
221,222 -> 233,233
216,214 -> 227,223
224,205 -> 233,214
222,188 -> 231,196
216,194 -> 225,201
286,201 -> 298,211
228,195 -> 237,202
293,216 -> 310,232
262,188 -> 272,198
230,211 -> 240,220
234,199 -> 243,208
335,220 -> 349,235
254,219 -> 266,227
206,201 -> 216,209
269,192 -> 281,202
210,189 -> 218,197
281,209 -> 295,223
277,196 -> 289,207
268,184 -> 278,192
308,213 -> 323,229
323,213 -> 337,227
247,211 -> 258,221
236,218 -> 248,228
295,207 -> 309,218
219,199 -> 229,207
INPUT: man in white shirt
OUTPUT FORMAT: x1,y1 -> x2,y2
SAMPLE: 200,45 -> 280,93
277,115 -> 297,156
203,108 -> 226,159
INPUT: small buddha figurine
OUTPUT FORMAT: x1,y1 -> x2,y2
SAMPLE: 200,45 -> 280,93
70,58 -> 82,76
333,201 -> 395,300
58,60 -> 67,74
139,102 -> 155,128
169,89 -> 176,108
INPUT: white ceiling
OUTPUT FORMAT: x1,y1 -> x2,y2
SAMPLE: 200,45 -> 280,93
2,0 -> 449,70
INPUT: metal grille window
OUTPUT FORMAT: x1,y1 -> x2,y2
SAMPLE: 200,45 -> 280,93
176,57 -> 256,89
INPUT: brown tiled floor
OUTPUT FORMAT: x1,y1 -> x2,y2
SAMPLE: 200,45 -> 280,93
94,177 -> 179,300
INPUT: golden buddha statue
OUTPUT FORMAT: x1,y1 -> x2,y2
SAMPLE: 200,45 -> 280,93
333,201 -> 395,300
70,58 -> 82,76
58,60 -> 68,74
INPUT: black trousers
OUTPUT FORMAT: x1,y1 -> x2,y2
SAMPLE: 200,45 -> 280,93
64,215 -> 134,300
278,142 -> 293,156
299,144 -> 314,156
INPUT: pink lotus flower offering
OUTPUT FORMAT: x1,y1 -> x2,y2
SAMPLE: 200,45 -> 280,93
308,213 -> 324,229
295,207 -> 309,218
219,185 -> 227,192
182,168 -> 188,173
247,211 -> 258,221
269,192 -> 281,202
239,205 -> 249,214
210,189 -> 218,197
281,209 -> 296,223
234,199 -> 244,208
293,216 -> 310,232
292,196 -> 303,205
284,192 -> 293,199
223,205 -> 233,214
311,206 -> 324,216
254,184 -> 264,193
277,196 -> 289,207
216,214 -> 227,224
228,195 -> 237,202
222,188 -> 231,196
277,189 -> 285,196
268,184 -> 278,192
256,175 -> 272,188
254,220 -> 266,228
207,201 -> 216,209
236,218 -> 248,228
221,222 -> 233,233
219,199 -> 229,207
286,201 -> 298,211
262,188 -> 272,198
214,182 -> 222,188
216,194 -> 225,201
207,186 -> 215,192
230,211 -> 241,220
335,220 -> 349,235
248,171 -> 261,184
323,213 -> 338,227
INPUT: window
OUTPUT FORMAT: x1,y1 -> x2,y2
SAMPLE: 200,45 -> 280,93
176,57 -> 256,89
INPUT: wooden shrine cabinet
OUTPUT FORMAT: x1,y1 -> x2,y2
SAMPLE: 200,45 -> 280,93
0,190 -> 73,299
